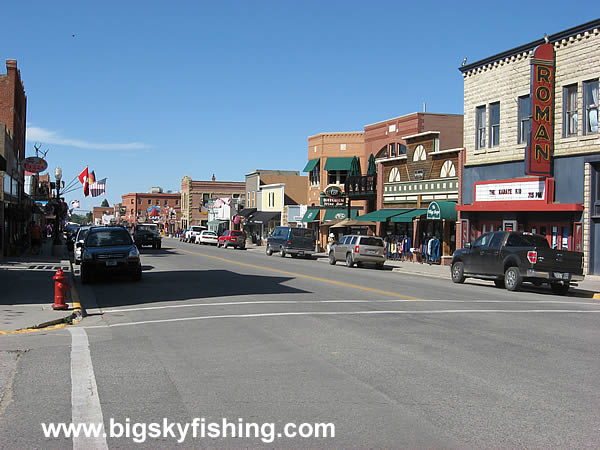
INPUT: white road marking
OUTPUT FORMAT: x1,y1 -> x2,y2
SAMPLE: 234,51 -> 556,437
100,299 -> 600,314
69,328 -> 108,449
85,309 -> 600,329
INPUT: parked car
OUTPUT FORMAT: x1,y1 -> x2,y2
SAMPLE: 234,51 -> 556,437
183,226 -> 207,243
133,223 -> 162,249
217,230 -> 246,249
195,230 -> 218,245
266,226 -> 316,258
73,225 -> 95,265
328,235 -> 385,269
450,231 -> 584,294
78,226 -> 142,283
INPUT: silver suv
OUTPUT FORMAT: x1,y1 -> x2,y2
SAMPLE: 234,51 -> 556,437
329,235 -> 385,269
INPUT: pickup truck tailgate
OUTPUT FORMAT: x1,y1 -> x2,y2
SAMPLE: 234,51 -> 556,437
534,248 -> 583,275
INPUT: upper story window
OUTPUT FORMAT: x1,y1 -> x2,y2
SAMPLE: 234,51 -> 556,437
518,95 -> 531,144
147,199 -> 151,205
584,79 -> 599,135
130,198 -> 134,204
388,167 -> 401,182
389,143 -> 396,157
155,200 -> 160,205
413,144 -> 426,162
564,84 -> 578,137
328,170 -> 347,185
138,199 -> 141,204
440,160 -> 456,178
175,199 -> 179,205
310,162 -> 320,186
164,199 -> 168,206
475,105 -> 486,149
489,102 -> 500,147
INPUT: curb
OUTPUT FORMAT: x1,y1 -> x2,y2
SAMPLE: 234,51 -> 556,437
0,258 -> 84,335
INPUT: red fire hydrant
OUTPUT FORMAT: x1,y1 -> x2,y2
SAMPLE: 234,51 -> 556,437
52,268 -> 71,310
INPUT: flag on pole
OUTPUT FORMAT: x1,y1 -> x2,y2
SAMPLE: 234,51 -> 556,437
90,178 -> 107,197
78,167 -> 88,184
88,171 -> 96,183
70,200 -> 80,209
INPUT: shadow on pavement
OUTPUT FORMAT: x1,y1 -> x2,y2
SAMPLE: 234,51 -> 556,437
137,247 -> 179,256
85,269 -> 308,308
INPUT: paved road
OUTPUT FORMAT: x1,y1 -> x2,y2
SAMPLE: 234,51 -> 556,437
1,240 -> 599,448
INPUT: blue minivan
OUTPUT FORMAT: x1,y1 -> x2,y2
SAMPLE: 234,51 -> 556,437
266,226 -> 316,258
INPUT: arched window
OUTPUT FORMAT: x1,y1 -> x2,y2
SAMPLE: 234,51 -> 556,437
440,160 -> 456,178
413,144 -> 427,161
376,145 -> 388,158
388,167 -> 401,182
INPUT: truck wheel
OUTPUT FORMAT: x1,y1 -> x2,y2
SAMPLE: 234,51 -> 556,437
550,282 -> 570,295
290,253 -> 298,258
494,279 -> 504,288
451,262 -> 465,283
329,252 -> 336,265
266,245 -> 273,256
345,253 -> 354,267
504,267 -> 522,291
280,247 -> 286,257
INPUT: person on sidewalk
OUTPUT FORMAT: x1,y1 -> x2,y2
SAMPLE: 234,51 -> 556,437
31,221 -> 42,255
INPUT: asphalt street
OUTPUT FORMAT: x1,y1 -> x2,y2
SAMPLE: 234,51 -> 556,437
1,239 -> 599,448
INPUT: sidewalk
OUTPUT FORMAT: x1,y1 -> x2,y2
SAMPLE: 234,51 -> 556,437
243,243 -> 600,296
0,239 -> 79,333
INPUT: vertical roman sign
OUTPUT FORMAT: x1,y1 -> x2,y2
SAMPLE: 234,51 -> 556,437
526,43 -> 554,176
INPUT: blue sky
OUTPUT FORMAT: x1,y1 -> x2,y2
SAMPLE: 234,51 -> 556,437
0,1 -> 595,212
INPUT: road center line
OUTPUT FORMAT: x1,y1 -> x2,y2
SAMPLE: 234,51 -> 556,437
85,309 -> 600,329
101,299 -> 600,314
178,248 -> 421,300
69,328 -> 108,450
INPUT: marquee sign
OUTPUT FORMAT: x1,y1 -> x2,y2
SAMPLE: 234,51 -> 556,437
325,185 -> 344,198
474,178 -> 547,202
526,43 -> 554,177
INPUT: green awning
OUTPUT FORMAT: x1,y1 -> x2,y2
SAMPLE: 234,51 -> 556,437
426,201 -> 457,221
322,208 -> 358,222
301,209 -> 320,223
324,157 -> 354,171
303,159 -> 319,172
390,209 -> 427,223
355,209 -> 412,222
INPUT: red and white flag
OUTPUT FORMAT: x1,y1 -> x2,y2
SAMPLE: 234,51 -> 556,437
78,167 -> 88,184
90,178 -> 107,198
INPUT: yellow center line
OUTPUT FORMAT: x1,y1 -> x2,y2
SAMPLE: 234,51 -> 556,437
178,248 -> 421,300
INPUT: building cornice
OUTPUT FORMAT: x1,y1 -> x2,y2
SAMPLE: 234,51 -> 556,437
459,19 -> 600,76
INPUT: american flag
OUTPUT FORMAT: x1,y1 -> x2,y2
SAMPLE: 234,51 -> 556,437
90,178 -> 107,198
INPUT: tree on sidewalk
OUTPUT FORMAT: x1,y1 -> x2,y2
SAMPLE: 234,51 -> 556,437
101,199 -> 109,207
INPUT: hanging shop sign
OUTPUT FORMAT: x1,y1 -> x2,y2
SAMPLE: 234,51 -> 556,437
427,202 -> 441,220
526,43 -> 554,177
23,156 -> 48,174
322,196 -> 345,207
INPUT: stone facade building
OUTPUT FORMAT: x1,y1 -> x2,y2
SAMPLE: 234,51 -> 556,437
457,19 -> 600,274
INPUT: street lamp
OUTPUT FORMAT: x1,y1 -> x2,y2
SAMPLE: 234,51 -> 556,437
53,166 -> 62,245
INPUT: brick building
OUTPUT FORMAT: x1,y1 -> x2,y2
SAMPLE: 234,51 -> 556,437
180,175 -> 245,230
121,192 -> 181,231
0,60 -> 28,256
92,206 -> 114,225
457,19 -> 600,274
302,132 -> 366,248
359,112 -> 463,264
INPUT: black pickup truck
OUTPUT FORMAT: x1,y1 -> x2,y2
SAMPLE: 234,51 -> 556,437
133,223 -> 162,249
450,231 -> 584,294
